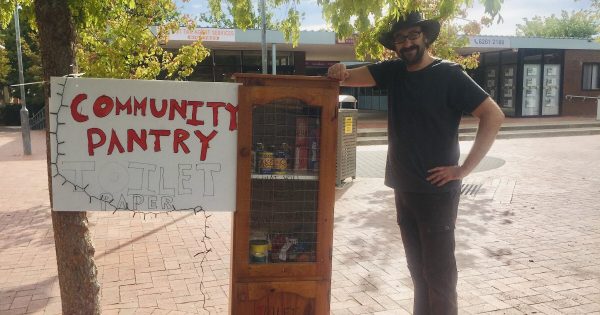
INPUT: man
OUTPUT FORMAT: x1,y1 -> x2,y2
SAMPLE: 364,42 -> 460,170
327,12 -> 505,315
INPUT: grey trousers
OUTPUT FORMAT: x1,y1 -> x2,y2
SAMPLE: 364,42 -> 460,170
394,189 -> 460,315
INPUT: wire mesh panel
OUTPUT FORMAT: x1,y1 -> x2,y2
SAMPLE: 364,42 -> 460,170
249,99 -> 321,264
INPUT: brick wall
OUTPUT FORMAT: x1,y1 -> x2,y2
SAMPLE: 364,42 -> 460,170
563,50 -> 600,116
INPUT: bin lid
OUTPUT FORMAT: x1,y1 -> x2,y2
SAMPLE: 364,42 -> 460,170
338,95 -> 357,103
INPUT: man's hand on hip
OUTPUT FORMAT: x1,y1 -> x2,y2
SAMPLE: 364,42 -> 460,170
426,166 -> 464,187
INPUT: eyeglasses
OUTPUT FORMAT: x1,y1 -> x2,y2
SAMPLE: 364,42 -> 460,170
393,31 -> 422,44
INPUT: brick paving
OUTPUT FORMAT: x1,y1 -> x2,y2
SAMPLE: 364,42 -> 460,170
1,126 -> 600,314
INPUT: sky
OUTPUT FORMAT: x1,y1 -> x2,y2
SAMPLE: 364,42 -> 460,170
177,0 -> 595,36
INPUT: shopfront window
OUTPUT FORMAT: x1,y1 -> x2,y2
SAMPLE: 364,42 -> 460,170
242,51 -> 294,74
542,51 -> 562,115
214,50 -> 242,66
499,51 -> 518,116
483,53 -> 500,101
582,63 -> 600,90
189,54 -> 214,82
214,51 -> 242,82
521,50 -> 543,116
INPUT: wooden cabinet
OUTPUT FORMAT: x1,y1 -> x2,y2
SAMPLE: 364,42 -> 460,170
231,74 -> 338,315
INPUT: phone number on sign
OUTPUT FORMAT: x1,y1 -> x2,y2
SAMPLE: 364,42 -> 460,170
472,38 -> 506,46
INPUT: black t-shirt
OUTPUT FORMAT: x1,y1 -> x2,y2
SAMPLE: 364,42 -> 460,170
368,58 -> 488,193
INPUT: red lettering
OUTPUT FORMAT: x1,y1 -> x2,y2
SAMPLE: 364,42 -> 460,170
194,130 -> 218,161
70,93 -> 89,123
173,129 -> 191,154
168,99 -> 187,121
107,129 -> 125,155
225,103 -> 239,131
148,129 -> 171,152
207,102 -> 225,127
134,97 -> 147,116
150,99 -> 168,118
186,101 -> 204,126
116,97 -> 132,115
93,95 -> 114,118
87,128 -> 106,156
127,129 -> 148,152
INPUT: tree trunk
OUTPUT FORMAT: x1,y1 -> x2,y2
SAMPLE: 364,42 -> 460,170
34,1 -> 101,314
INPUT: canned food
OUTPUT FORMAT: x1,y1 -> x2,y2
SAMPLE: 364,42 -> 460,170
258,151 -> 273,174
273,151 -> 288,174
250,240 -> 269,263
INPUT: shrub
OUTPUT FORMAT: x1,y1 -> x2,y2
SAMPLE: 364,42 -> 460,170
0,103 -> 45,126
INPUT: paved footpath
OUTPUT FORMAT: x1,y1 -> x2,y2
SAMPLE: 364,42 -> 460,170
1,128 -> 599,314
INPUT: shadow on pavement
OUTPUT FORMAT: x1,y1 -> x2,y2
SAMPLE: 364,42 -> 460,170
0,205 -> 53,254
0,276 -> 59,314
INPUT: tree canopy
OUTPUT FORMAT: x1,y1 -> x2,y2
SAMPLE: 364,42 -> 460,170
204,0 -> 503,68
0,14 -> 43,103
196,1 -> 280,29
0,40 -> 10,85
0,0 -> 506,83
1,0 -> 209,81
516,10 -> 599,38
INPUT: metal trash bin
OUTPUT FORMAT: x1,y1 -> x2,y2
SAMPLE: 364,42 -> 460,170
336,95 -> 358,186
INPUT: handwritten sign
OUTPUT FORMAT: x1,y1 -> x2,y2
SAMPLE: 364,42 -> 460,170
49,77 -> 239,212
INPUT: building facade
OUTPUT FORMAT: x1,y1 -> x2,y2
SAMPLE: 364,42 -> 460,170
458,36 -> 600,117
168,28 -> 600,117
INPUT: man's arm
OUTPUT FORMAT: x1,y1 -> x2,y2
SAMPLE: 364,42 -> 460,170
327,64 -> 376,87
427,97 -> 505,187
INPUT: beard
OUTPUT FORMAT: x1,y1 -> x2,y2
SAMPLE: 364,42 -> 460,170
398,44 -> 426,65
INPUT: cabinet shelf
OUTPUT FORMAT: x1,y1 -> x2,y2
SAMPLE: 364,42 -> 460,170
251,172 -> 318,181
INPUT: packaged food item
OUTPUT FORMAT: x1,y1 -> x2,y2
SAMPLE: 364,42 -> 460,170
294,147 -> 308,171
278,237 -> 298,262
295,117 -> 309,146
309,140 -> 318,171
249,240 -> 269,263
273,143 -> 290,174
258,145 -> 273,174
309,118 -> 320,171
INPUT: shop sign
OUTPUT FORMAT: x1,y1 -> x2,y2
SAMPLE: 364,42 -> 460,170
469,36 -> 511,48
169,27 -> 236,42
335,36 -> 356,45
336,36 -> 356,45
49,77 -> 239,212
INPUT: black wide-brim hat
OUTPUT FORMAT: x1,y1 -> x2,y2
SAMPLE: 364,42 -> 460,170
378,11 -> 441,50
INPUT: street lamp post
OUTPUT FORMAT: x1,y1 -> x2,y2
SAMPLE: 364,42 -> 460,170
260,0 -> 267,74
14,3 -> 32,155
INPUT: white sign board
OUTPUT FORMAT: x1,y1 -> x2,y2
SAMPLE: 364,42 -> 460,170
168,28 -> 236,42
49,77 -> 239,212
469,36 -> 511,48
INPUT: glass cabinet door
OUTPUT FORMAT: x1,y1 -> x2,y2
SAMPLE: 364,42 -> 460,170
231,74 -> 338,315
248,99 -> 321,264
